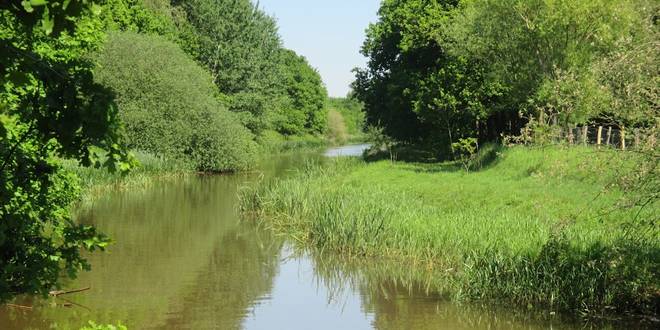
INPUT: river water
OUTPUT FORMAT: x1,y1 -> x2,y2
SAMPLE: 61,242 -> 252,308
0,145 -> 646,329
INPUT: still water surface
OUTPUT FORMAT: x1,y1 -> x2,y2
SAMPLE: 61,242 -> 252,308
0,146 -> 642,329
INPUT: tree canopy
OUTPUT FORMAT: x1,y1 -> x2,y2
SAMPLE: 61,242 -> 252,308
1,0 -> 129,302
94,31 -> 257,172
354,0 -> 658,154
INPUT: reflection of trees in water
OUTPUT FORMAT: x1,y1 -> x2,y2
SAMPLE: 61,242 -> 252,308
307,253 -> 639,330
0,175 -> 283,329
157,225 -> 283,330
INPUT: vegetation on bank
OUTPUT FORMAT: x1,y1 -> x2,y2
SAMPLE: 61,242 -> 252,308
354,0 -> 658,153
94,31 -> 257,172
240,145 -> 659,317
62,151 -> 188,206
326,97 -> 366,145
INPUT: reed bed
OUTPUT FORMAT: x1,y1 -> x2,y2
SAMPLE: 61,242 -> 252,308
239,145 -> 659,318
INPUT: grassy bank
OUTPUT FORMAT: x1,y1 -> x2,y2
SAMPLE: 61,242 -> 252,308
62,151 -> 190,205
256,130 -> 329,153
239,145 -> 659,318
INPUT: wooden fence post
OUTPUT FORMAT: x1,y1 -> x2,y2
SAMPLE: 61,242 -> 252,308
582,126 -> 588,145
621,126 -> 626,150
597,126 -> 603,148
606,127 -> 612,146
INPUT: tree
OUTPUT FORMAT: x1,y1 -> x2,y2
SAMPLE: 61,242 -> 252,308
0,1 -> 131,302
353,0 -> 489,149
354,0 -> 655,153
93,32 -> 257,172
175,0 -> 285,133
275,49 -> 328,136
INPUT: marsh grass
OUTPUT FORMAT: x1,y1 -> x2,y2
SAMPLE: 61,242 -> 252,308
239,145 -> 659,318
62,151 -> 190,206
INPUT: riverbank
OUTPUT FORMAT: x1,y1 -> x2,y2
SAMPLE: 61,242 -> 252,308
239,145 -> 659,319
64,136 -> 335,205
62,151 -> 191,207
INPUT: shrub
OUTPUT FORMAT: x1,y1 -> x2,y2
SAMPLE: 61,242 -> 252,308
326,97 -> 365,138
94,32 -> 257,171
326,110 -> 348,146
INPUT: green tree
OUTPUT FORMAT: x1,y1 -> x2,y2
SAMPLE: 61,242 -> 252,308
93,32 -> 258,172
452,0 -> 645,127
100,0 -> 199,56
327,97 -> 365,138
175,0 -> 285,133
354,0 -> 494,150
354,0 -> 656,152
275,49 -> 328,136
0,1 -> 131,302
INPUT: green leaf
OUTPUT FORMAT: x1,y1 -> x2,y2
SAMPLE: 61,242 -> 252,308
91,3 -> 102,16
41,7 -> 54,35
21,1 -> 34,13
30,0 -> 48,6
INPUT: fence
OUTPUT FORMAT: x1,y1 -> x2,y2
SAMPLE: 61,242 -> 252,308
520,125 -> 658,151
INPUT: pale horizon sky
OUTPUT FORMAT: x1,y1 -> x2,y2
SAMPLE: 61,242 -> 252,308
258,0 -> 381,97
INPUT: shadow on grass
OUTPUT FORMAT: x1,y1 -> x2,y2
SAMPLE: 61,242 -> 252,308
364,143 -> 506,174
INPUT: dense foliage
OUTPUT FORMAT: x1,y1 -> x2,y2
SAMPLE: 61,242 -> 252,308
94,32 -> 257,172
327,97 -> 365,138
275,49 -> 328,136
179,0 -> 329,138
101,0 -> 330,140
0,1 -> 130,302
174,0 -> 289,134
354,0 -> 659,152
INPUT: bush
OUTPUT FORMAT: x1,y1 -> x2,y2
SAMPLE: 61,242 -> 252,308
326,97 -> 365,138
94,31 -> 257,171
326,110 -> 348,146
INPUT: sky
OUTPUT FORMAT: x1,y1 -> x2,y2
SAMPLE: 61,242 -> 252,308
258,0 -> 381,97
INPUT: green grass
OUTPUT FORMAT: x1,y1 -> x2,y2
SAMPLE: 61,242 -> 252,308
239,145 -> 659,318
256,130 -> 329,153
62,151 -> 190,205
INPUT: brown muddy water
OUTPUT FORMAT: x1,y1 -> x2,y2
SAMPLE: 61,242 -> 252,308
0,146 -> 651,329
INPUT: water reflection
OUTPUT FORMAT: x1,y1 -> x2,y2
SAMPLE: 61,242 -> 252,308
0,151 -> 651,329
324,144 -> 371,157
242,246 -> 374,330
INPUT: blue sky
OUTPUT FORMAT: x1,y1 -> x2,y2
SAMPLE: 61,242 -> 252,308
258,0 -> 381,97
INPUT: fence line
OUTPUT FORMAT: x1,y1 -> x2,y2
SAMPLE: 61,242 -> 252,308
522,125 -> 658,151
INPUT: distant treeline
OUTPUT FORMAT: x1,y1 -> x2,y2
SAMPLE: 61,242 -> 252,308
97,0 -> 329,171
354,0 -> 658,153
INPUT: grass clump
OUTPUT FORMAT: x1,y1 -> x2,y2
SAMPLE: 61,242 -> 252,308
239,145 -> 659,318
62,151 -> 189,205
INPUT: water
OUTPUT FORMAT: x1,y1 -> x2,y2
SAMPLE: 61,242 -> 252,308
323,143 -> 371,157
0,148 -> 645,329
